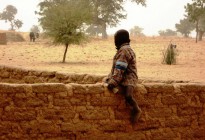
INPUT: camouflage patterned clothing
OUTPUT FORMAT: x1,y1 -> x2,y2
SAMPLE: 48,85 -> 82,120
108,43 -> 138,87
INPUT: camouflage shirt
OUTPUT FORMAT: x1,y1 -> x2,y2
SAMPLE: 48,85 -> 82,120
108,43 -> 138,87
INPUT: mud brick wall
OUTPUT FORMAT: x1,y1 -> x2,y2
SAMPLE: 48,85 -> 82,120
0,33 -> 7,45
0,82 -> 204,139
0,65 -> 105,84
0,65 -> 188,84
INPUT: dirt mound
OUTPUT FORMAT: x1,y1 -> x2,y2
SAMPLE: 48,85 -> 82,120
6,31 -> 25,42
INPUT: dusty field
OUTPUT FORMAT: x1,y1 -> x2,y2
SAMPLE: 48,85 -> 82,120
0,35 -> 205,83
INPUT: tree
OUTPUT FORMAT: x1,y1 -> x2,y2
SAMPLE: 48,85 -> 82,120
38,0 -> 92,63
158,29 -> 177,37
175,17 -> 195,37
0,5 -> 23,30
130,26 -> 145,36
89,0 -> 146,39
30,25 -> 40,33
85,24 -> 103,37
185,0 -> 205,42
198,13 -> 205,40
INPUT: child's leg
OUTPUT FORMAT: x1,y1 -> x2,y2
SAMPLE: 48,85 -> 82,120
124,86 -> 142,124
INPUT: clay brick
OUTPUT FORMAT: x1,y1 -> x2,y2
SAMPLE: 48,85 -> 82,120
115,109 -> 130,120
199,92 -> 205,103
116,132 -> 146,140
53,98 -> 71,107
2,108 -> 36,121
193,128 -> 205,138
70,95 -> 87,105
0,71 -> 10,78
177,106 -> 202,116
14,97 -> 44,107
55,72 -> 69,80
80,109 -> 109,120
71,84 -> 87,94
41,71 -> 56,78
98,120 -> 126,131
90,96 -> 121,106
42,108 -> 76,121
180,83 -> 205,92
0,84 -> 26,93
54,92 -> 68,98
86,83 -> 104,95
198,114 -> 205,125
146,107 -> 173,118
162,94 -> 187,105
0,96 -> 10,107
165,116 -> 191,127
79,133 -> 115,140
150,128 -> 178,140
38,121 -> 61,133
32,83 -> 67,93
83,74 -> 101,84
133,119 -> 161,131
23,76 -> 43,83
61,122 -> 93,132
69,74 -> 85,83
143,83 -> 174,93
0,122 -> 12,135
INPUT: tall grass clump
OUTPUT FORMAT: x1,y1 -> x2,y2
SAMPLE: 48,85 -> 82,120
162,43 -> 178,65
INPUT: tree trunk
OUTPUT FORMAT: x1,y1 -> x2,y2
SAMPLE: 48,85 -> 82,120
63,43 -> 68,63
198,30 -> 204,41
101,23 -> 107,39
195,21 -> 198,43
10,21 -> 14,31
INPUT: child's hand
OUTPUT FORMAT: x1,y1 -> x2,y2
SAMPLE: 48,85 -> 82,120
107,84 -> 115,90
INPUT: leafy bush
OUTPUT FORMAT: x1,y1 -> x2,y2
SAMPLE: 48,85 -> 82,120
162,43 -> 178,65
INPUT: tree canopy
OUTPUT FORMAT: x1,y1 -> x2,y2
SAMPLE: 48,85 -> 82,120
0,5 -> 23,30
38,0 -> 92,62
30,25 -> 40,33
90,0 -> 146,38
175,17 -> 195,37
185,0 -> 205,41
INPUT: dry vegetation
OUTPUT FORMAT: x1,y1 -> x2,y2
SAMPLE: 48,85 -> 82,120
0,31 -> 205,83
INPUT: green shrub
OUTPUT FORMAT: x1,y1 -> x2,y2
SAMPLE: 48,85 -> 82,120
162,43 -> 178,65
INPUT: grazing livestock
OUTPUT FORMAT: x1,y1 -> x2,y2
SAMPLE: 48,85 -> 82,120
29,32 -> 35,42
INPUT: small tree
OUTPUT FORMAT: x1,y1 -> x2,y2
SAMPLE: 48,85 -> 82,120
0,5 -> 23,30
130,26 -> 145,36
38,0 -> 92,63
175,17 -> 195,37
185,0 -> 205,42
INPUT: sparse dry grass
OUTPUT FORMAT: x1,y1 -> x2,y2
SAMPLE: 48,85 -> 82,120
0,33 -> 205,83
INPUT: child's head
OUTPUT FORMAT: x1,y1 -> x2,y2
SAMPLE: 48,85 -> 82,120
114,29 -> 130,49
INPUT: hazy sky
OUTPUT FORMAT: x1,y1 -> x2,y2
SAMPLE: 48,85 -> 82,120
0,0 -> 192,36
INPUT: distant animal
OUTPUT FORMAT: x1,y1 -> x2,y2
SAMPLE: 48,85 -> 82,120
29,32 -> 35,42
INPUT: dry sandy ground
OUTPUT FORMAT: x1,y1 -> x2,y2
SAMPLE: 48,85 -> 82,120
0,36 -> 205,83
